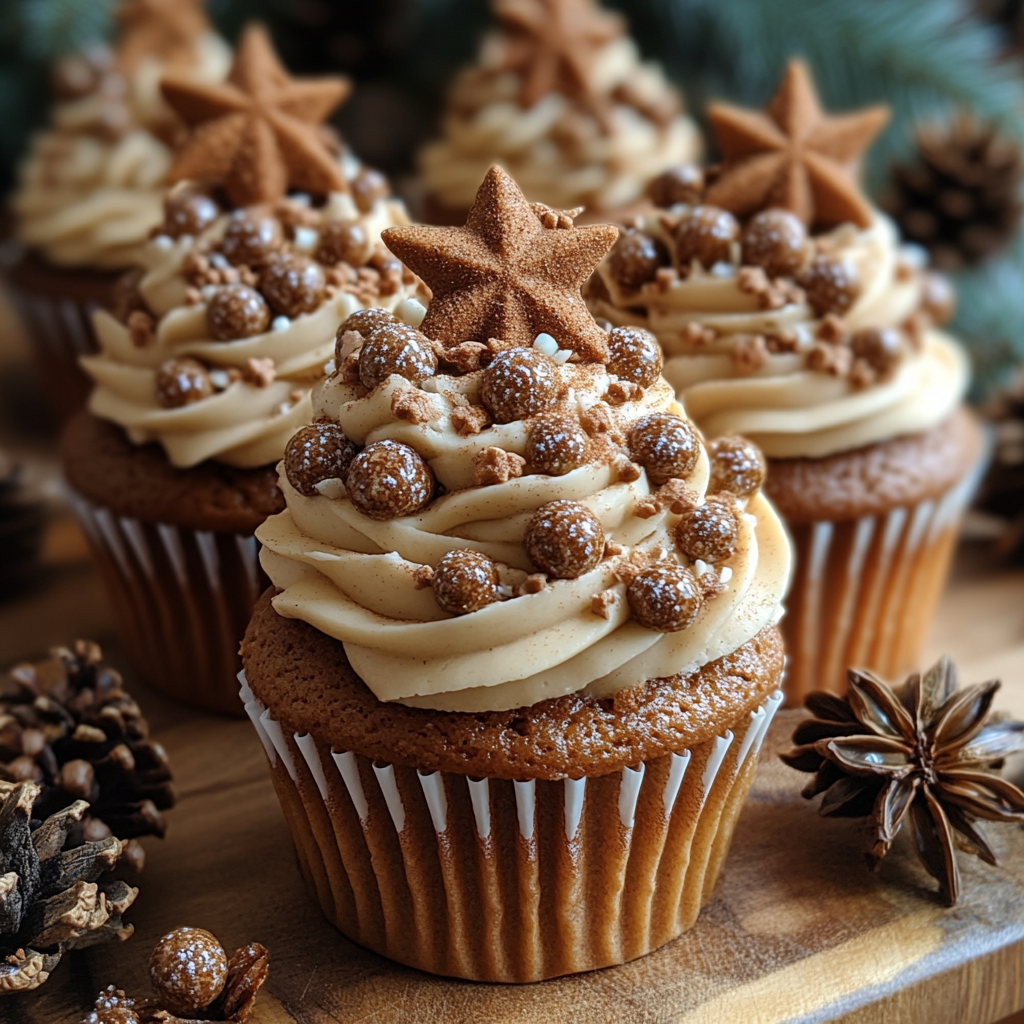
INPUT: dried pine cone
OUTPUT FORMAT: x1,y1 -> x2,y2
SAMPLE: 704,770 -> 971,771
0,780 -> 139,994
782,656 -> 1024,905
883,116 -> 1024,270
1,642 -> 176,844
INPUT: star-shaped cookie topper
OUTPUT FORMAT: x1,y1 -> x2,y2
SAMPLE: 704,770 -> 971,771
493,0 -> 624,109
383,165 -> 618,360
705,59 -> 890,229
115,0 -> 210,74
160,23 -> 351,207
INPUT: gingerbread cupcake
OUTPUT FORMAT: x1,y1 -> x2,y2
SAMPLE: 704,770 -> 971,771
62,26 -> 426,716
6,0 -> 231,420
240,166 -> 791,981
587,61 -> 984,701
418,0 -> 701,224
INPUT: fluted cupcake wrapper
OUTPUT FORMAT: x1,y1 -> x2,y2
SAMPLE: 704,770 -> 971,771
240,672 -> 783,982
68,488 -> 266,716
4,273 -> 104,422
781,457 -> 986,703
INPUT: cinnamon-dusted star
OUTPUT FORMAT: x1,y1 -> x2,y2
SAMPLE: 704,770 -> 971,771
382,165 -> 617,360
160,23 -> 351,206
705,60 -> 890,229
115,0 -> 209,74
494,0 -> 624,108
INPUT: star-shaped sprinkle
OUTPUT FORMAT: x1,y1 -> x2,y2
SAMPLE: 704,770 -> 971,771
160,23 -> 351,207
115,0 -> 210,73
493,0 -> 624,109
705,60 -> 890,229
382,165 -> 617,360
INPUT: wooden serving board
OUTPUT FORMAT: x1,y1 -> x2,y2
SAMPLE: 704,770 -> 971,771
5,704 -> 1024,1024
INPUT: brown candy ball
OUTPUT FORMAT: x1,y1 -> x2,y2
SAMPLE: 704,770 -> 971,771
647,165 -> 704,208
524,500 -> 605,579
607,326 -> 663,387
707,435 -> 766,497
162,190 -> 219,239
316,219 -> 373,267
526,417 -> 589,476
741,208 -> 808,278
675,205 -> 739,269
628,412 -> 700,485
850,327 -> 903,377
675,499 -> 740,563
920,271 -> 955,325
155,357 -> 213,408
285,423 -> 360,497
480,347 -> 559,424
220,210 -> 283,267
351,167 -> 390,213
346,439 -> 435,520
627,563 -> 703,632
799,254 -> 861,316
206,284 -> 271,340
149,927 -> 228,1014
432,549 -> 502,615
608,230 -> 666,289
260,253 -> 326,318
358,323 -> 437,389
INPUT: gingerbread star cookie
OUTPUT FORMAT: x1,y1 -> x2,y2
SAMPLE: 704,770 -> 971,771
160,23 -> 351,206
383,165 -> 618,360
705,59 -> 890,229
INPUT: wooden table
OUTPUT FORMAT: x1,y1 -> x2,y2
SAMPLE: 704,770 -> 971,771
1,529 -> 1024,1024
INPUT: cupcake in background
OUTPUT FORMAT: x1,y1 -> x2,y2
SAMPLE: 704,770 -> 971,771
62,25 -> 427,716
417,0 -> 701,225
6,0 -> 232,421
587,60 -> 984,701
241,165 -> 790,981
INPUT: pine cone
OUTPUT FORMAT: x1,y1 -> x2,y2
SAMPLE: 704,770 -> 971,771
0,452 -> 46,597
883,116 -> 1024,271
1,642 -> 175,845
0,780 -> 139,994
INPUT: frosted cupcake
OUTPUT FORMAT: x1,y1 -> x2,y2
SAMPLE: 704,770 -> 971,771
241,166 -> 790,981
418,0 -> 701,224
587,61 -> 984,700
62,26 -> 426,716
6,0 -> 231,419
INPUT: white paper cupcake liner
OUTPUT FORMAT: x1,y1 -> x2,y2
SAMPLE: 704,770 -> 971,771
68,488 -> 265,715
239,671 -> 782,982
782,454 -> 986,703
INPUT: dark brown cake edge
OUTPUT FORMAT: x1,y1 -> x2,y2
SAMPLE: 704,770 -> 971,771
241,588 -> 785,780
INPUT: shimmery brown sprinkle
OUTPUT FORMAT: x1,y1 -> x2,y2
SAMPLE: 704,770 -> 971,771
432,549 -> 502,615
627,563 -> 703,632
525,500 -> 605,579
608,229 -> 665,289
707,435 -> 766,498
391,387 -> 437,424
527,417 -> 588,476
243,356 -> 275,387
346,439 -> 434,520
799,254 -> 861,317
607,325 -> 663,387
473,446 -> 526,486
675,205 -> 739,269
817,313 -> 849,344
206,284 -> 271,341
150,927 -> 227,1015
591,588 -> 618,619
316,219 -> 372,267
628,412 -> 700,485
741,208 -> 808,278
163,190 -> 219,239
647,164 -> 704,208
359,323 -> 437,390
285,423 -> 360,497
480,346 -> 560,423
850,326 -> 902,378
155,357 -> 213,408
675,499 -> 740,562
219,210 -> 284,267
260,252 -> 326,318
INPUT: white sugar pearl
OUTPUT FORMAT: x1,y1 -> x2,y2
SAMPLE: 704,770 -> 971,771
272,315 -> 291,332
533,333 -> 558,356
396,297 -> 427,328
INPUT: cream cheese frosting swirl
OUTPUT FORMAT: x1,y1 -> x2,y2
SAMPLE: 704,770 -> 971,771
589,211 -> 968,459
12,36 -> 231,270
82,187 -> 422,468
257,327 -> 791,713
420,36 -> 701,213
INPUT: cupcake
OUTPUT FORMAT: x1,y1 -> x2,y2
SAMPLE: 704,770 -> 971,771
62,25 -> 426,716
417,0 -> 701,224
586,61 -> 985,701
240,166 -> 790,981
6,0 -> 231,420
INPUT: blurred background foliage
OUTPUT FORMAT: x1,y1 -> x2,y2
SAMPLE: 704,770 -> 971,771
2,0 -> 1024,392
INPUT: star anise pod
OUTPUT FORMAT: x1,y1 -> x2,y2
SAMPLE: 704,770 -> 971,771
782,656 -> 1024,905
